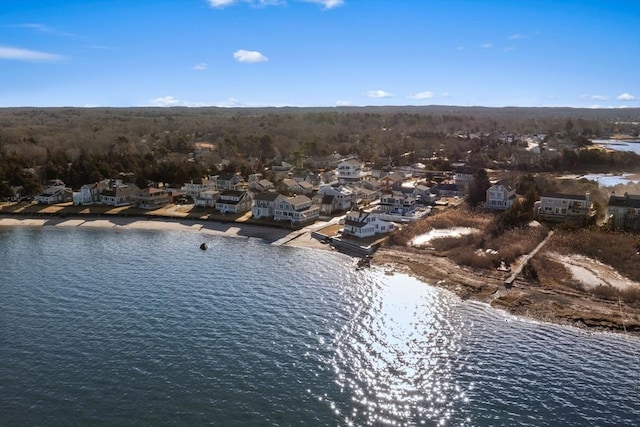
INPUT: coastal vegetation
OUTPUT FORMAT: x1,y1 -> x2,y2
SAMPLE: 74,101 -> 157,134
1,106 -> 639,200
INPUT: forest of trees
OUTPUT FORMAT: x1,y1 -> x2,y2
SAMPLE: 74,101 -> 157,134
1,106 -> 639,199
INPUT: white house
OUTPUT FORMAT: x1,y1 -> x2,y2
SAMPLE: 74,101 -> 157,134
194,189 -> 220,208
485,180 -> 516,211
99,182 -> 140,207
336,159 -> 365,184
274,195 -> 320,224
342,210 -> 395,238
181,178 -> 216,199
215,190 -> 252,214
316,185 -> 354,211
35,179 -> 72,205
72,180 -> 109,205
607,192 -> 640,231
378,191 -> 417,216
215,172 -> 244,191
132,187 -> 171,210
252,192 -> 286,219
535,192 -> 595,225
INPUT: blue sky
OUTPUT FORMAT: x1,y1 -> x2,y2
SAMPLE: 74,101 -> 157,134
1,0 -> 638,108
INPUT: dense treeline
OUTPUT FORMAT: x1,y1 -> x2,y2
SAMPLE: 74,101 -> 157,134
1,106 -> 639,198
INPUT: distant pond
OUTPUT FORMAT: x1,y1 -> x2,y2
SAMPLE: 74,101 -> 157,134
592,139 -> 640,155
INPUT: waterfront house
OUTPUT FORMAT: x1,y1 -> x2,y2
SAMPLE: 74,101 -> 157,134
342,210 -> 395,238
133,187 -> 171,210
378,191 -> 417,216
436,183 -> 462,198
215,190 -> 252,215
535,192 -> 596,225
316,185 -> 354,211
315,194 -> 341,216
73,180 -> 109,205
99,182 -> 140,207
9,185 -> 24,202
485,180 -> 516,211
606,192 -> 640,231
194,189 -> 220,208
181,178 -> 216,200
251,192 -> 286,219
35,179 -> 72,204
453,165 -> 475,193
274,195 -> 320,224
414,184 -> 437,205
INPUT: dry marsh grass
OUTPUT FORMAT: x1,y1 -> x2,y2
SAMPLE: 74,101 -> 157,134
547,228 -> 640,282
389,206 -> 549,270
388,206 -> 490,246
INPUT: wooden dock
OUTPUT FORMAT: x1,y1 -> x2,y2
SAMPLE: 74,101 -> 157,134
505,230 -> 554,287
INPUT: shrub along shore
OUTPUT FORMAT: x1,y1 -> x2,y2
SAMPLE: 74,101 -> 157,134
374,207 -> 640,335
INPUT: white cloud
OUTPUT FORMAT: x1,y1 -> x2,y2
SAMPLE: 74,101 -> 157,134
207,0 -> 238,7
300,0 -> 344,9
335,100 -> 352,106
12,23 -> 76,37
367,90 -> 393,98
508,34 -> 525,40
206,0 -> 343,8
151,96 -> 181,107
440,92 -> 450,98
0,46 -> 63,61
580,94 -> 608,101
481,43 -> 493,48
233,49 -> 268,63
617,93 -> 637,101
408,91 -> 434,100
194,62 -> 208,70
150,96 -> 206,107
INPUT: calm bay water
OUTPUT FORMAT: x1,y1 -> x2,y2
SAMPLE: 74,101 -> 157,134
1,226 -> 639,426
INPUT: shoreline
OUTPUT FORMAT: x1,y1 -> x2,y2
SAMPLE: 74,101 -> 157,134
0,213 -> 334,251
373,246 -> 640,336
3,210 -> 639,336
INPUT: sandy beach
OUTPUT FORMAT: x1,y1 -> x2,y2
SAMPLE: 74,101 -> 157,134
0,216 -> 334,251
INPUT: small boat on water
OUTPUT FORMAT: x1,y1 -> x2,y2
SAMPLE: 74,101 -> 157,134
200,243 -> 208,250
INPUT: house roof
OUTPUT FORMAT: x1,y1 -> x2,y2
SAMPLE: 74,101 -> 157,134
493,180 -> 515,191
298,181 -> 314,189
218,172 -> 238,181
345,210 -> 369,227
340,159 -> 362,166
253,191 -> 281,201
608,194 -> 640,208
541,193 -> 587,201
287,195 -> 311,205
219,190 -> 246,198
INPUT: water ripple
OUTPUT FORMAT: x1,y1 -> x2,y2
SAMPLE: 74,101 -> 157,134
1,227 -> 638,426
